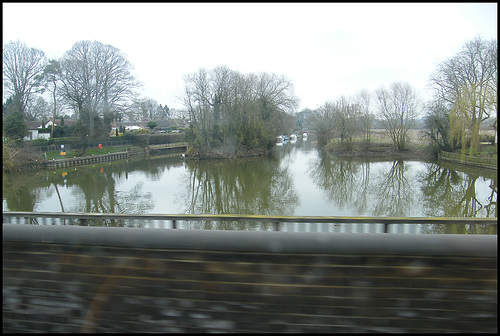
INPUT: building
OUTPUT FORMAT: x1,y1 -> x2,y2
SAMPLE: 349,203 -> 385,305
24,119 -> 78,141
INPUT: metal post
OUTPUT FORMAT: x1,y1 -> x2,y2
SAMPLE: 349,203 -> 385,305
274,222 -> 280,231
172,220 -> 176,229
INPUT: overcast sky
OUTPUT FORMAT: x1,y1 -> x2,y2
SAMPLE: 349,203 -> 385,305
3,2 -> 498,111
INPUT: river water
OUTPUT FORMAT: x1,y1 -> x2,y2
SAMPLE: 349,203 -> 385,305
3,138 -> 497,233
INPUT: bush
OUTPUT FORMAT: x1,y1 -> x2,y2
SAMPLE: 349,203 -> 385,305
122,132 -> 137,143
3,141 -> 43,172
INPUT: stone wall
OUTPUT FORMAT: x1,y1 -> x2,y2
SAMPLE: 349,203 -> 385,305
3,225 -> 497,333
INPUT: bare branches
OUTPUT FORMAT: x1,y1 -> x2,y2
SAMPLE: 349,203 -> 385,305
376,81 -> 420,151
3,40 -> 47,116
429,36 -> 497,154
59,40 -> 140,136
182,67 -> 298,153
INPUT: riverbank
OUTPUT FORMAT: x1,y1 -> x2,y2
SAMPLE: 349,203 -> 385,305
3,144 -> 181,173
333,145 -> 435,160
185,147 -> 268,160
322,129 -> 435,160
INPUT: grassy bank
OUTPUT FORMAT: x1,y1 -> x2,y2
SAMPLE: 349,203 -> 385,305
44,146 -> 135,160
323,129 -> 434,159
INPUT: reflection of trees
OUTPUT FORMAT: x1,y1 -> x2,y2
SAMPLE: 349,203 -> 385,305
3,171 -> 48,212
372,160 -> 413,217
68,167 -> 154,216
418,162 -> 497,234
2,155 -> 185,221
309,156 -> 416,217
308,152 -> 359,210
484,179 -> 497,218
353,162 -> 371,214
181,156 -> 299,230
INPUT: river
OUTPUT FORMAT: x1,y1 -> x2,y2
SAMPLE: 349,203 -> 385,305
3,137 -> 497,233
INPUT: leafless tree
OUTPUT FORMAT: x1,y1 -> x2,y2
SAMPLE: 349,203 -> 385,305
182,66 -> 298,153
376,81 -> 421,151
429,36 -> 497,154
29,96 -> 51,121
3,40 -> 47,116
354,89 -> 373,145
310,102 -> 337,147
129,97 -> 164,121
60,40 -> 140,136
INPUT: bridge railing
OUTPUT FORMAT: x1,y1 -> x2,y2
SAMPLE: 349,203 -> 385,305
3,211 -> 497,234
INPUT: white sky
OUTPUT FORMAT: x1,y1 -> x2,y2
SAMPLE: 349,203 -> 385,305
3,2 -> 497,111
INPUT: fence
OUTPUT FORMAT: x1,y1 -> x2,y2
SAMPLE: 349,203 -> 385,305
3,222 -> 497,333
439,150 -> 497,170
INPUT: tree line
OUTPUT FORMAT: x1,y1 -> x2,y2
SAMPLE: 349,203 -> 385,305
3,36 -> 497,158
309,35 -> 497,154
3,40 -> 171,141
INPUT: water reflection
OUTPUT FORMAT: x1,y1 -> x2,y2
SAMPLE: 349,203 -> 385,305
308,155 -> 417,217
3,143 -> 497,232
180,156 -> 299,230
418,161 -> 497,234
418,161 -> 497,218
372,160 -> 414,217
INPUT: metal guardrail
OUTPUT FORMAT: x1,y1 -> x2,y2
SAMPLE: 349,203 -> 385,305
2,211 -> 497,234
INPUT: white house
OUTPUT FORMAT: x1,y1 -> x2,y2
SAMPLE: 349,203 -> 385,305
23,119 -> 78,141
24,121 -> 52,141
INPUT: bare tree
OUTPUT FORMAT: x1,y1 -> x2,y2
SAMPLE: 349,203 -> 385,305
354,89 -> 373,145
430,36 -> 497,155
29,96 -> 52,121
376,81 -> 420,151
131,98 -> 164,121
310,102 -> 337,147
182,66 -> 298,154
60,40 -> 140,136
3,40 -> 47,116
311,95 -> 362,150
334,95 -> 360,148
40,60 -> 62,137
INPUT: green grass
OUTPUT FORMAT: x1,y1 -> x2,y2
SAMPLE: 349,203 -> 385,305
44,150 -> 79,160
453,144 -> 497,158
44,146 -> 134,160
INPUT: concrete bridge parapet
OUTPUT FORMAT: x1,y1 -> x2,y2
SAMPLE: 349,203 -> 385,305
2,224 -> 497,333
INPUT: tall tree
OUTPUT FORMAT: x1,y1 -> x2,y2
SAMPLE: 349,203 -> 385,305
430,36 -> 497,155
30,96 -> 52,121
354,89 -> 373,145
40,60 -> 62,137
159,104 -> 170,120
376,81 -> 420,151
3,108 -> 28,141
424,99 -> 452,152
182,66 -> 298,155
3,40 -> 47,116
60,40 -> 140,137
310,102 -> 337,147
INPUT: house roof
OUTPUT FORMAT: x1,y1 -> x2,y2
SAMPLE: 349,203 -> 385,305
116,119 -> 188,128
26,121 -> 43,130
26,119 -> 78,130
